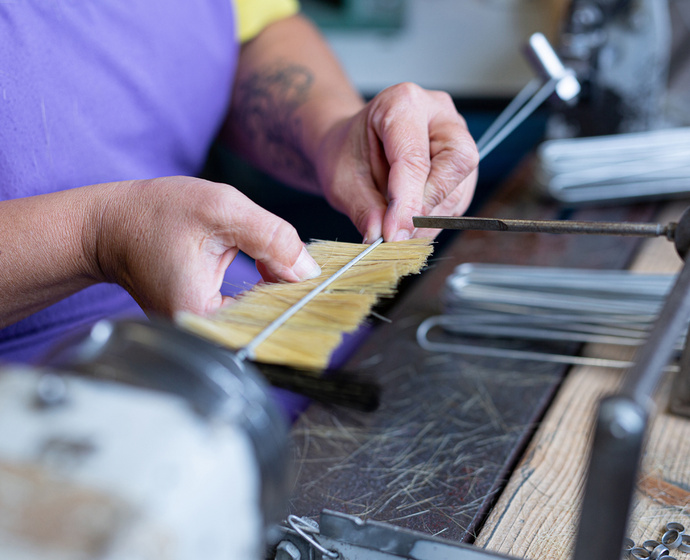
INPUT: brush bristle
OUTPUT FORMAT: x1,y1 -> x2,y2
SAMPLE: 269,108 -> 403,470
177,238 -> 433,370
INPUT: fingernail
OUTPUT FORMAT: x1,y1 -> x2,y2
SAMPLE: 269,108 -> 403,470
293,247 -> 321,280
363,226 -> 382,245
392,229 -> 411,242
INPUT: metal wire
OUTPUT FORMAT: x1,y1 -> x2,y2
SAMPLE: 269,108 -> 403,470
416,263 -> 683,370
536,127 -> 690,204
287,515 -> 339,559
477,78 -> 558,160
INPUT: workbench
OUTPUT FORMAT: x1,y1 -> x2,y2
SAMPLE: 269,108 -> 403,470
287,158 -> 690,553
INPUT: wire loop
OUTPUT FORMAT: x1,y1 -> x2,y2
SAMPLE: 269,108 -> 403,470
287,515 -> 339,559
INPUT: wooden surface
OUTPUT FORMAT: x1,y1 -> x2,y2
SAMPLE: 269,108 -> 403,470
287,160 -> 662,541
475,200 -> 690,558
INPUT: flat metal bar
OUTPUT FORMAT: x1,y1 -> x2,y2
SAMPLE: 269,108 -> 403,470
413,215 -> 672,238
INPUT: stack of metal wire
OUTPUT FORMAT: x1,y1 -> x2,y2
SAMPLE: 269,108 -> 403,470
417,263 -> 681,368
535,127 -> 690,205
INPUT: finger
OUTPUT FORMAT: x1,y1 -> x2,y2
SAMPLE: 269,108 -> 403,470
222,194 -> 321,282
412,169 -> 478,240
369,85 -> 432,241
255,260 -> 280,283
321,134 -> 388,243
428,168 -> 478,216
422,110 -> 479,214
360,127 -> 390,243
170,240 -> 238,316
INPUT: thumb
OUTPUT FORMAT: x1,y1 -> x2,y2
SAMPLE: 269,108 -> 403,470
227,197 -> 321,283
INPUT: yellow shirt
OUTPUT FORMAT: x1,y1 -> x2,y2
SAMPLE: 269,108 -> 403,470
234,0 -> 300,43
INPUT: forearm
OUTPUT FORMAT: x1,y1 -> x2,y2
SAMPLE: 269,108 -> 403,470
222,14 -> 365,194
0,187 -> 105,328
0,176 -> 321,329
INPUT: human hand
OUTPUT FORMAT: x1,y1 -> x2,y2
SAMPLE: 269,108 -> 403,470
315,82 -> 479,243
91,176 -> 320,317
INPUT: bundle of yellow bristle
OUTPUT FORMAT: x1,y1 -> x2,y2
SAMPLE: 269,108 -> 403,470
177,238 -> 433,370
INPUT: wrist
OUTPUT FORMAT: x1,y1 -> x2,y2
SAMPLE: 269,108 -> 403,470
299,95 -> 364,171
82,180 -> 133,288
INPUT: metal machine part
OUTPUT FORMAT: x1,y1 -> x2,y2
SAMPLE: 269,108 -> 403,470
475,33 -> 580,161
548,0 -> 672,137
272,509 -> 516,560
523,32 -> 580,103
574,245 -> 690,560
47,318 -> 291,525
0,319 -> 291,560
670,323 -> 690,417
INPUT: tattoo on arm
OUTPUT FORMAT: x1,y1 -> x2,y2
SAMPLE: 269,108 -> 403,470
231,61 -> 316,185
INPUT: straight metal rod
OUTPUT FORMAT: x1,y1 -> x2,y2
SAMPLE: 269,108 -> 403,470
413,215 -> 672,239
477,78 -> 557,160
475,78 -> 542,154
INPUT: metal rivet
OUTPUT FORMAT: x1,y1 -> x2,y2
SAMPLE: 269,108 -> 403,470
662,530 -> 682,550
650,543 -> 670,560
678,534 -> 690,554
631,547 -> 651,560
